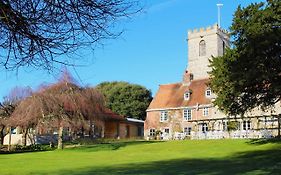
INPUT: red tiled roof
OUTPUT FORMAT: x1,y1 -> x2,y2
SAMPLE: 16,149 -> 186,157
148,78 -> 211,110
103,108 -> 126,121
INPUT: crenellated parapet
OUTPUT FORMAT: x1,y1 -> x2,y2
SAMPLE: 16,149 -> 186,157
188,23 -> 229,36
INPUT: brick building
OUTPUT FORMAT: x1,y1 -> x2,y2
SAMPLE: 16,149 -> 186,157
144,24 -> 281,140
4,109 -> 144,146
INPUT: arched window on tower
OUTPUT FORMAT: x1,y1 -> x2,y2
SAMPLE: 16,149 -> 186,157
199,40 -> 206,56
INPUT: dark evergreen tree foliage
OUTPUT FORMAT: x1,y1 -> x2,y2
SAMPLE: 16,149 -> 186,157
209,0 -> 281,116
96,81 -> 152,120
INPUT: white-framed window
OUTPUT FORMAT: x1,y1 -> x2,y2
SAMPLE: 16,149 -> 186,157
203,107 -> 209,116
184,127 -> 192,135
149,129 -> 155,136
199,40 -> 206,56
160,111 -> 168,122
205,89 -> 212,97
183,109 -> 192,121
184,91 -> 190,100
201,123 -> 208,133
243,120 -> 251,130
164,128 -> 170,134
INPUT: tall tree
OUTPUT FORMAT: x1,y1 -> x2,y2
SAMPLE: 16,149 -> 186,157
96,81 -> 152,120
0,0 -> 140,70
209,0 -> 281,116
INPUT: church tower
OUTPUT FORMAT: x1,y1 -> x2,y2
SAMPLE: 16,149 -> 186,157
186,24 -> 230,80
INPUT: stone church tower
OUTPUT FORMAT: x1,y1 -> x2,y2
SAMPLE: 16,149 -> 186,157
145,23 -> 281,140
186,24 -> 230,80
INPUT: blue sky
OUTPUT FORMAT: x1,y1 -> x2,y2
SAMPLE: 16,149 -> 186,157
0,0 -> 261,99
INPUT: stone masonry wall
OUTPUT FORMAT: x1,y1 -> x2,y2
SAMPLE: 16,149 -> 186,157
187,24 -> 229,80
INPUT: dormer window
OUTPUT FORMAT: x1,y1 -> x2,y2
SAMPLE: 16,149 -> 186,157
205,89 -> 212,98
184,90 -> 191,100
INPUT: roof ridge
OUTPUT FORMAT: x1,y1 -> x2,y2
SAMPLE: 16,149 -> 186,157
159,82 -> 181,86
191,78 -> 209,82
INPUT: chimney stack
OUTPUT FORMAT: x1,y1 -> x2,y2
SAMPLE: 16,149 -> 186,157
183,70 -> 193,85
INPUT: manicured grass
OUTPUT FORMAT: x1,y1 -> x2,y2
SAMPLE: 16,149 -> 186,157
0,139 -> 281,175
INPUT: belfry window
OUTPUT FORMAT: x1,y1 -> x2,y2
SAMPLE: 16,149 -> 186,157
199,40 -> 206,56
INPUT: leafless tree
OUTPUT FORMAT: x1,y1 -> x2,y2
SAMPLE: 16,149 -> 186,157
0,86 -> 32,149
0,101 -> 14,146
0,0 -> 141,70
11,72 -> 107,149
4,86 -> 33,103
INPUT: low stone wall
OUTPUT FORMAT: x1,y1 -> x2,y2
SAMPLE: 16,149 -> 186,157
188,130 -> 274,140
3,134 -> 35,145
3,134 -> 70,145
147,130 -> 276,141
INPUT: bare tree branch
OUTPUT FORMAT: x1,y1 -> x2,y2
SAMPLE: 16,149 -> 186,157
0,0 -> 141,70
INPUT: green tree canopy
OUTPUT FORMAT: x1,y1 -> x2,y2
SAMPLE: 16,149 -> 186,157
96,81 -> 152,120
209,0 -> 281,116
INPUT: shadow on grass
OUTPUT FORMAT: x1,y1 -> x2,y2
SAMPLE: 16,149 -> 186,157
32,145 -> 281,175
0,145 -> 54,155
0,149 -> 53,155
247,138 -> 281,145
65,140 -> 163,152
0,141 -> 161,154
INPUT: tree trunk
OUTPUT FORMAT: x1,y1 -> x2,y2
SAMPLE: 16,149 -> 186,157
89,120 -> 93,138
0,126 -> 5,145
81,127 -> 85,138
277,115 -> 281,139
57,126 -> 64,149
21,128 -> 28,146
8,127 -> 12,151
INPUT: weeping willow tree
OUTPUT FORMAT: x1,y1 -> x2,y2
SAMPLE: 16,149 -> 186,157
11,71 -> 106,149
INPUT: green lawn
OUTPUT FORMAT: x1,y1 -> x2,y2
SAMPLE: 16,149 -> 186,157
0,139 -> 281,175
